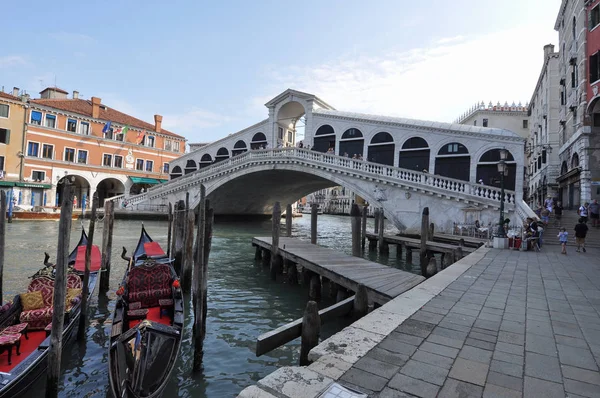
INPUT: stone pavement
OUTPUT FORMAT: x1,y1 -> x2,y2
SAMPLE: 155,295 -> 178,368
337,247 -> 600,398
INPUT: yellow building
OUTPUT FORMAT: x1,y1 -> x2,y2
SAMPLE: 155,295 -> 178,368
0,88 -> 27,187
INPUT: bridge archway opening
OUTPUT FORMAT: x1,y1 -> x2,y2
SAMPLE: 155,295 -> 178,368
367,132 -> 394,166
215,147 -> 230,163
276,101 -> 305,147
399,137 -> 430,172
56,174 -> 90,208
96,178 -> 124,205
435,143 -> 470,181
170,165 -> 183,179
200,154 -> 213,169
184,159 -> 197,175
476,149 -> 516,190
313,124 -> 335,153
339,128 -> 364,157
232,140 -> 248,156
251,133 -> 267,150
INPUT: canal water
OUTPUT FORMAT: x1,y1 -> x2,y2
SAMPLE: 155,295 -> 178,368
3,214 -> 415,397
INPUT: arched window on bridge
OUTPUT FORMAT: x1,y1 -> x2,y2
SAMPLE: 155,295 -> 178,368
184,159 -> 197,175
214,147 -> 229,163
170,165 -> 183,180
232,140 -> 248,156
338,128 -> 364,158
251,132 -> 267,149
476,149 -> 516,190
313,124 -> 335,153
398,137 -> 430,172
435,142 -> 470,181
367,132 -> 394,166
199,154 -> 212,169
571,152 -> 579,168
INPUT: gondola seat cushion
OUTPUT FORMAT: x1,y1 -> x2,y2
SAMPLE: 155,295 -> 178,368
127,264 -> 172,308
19,274 -> 83,330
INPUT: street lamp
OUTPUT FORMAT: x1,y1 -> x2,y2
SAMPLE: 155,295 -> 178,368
497,148 -> 509,238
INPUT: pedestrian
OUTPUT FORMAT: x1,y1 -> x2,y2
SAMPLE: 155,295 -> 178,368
540,206 -> 550,226
557,227 -> 568,254
73,195 -> 78,208
578,202 -> 589,223
554,201 -> 563,226
574,217 -> 588,253
589,199 -> 599,228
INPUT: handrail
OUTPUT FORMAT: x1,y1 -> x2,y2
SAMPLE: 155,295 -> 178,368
110,148 -> 517,207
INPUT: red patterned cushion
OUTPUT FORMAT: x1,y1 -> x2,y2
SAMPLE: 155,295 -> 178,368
0,334 -> 20,346
127,264 -> 172,307
20,307 -> 53,330
127,309 -> 148,318
129,288 -> 171,308
3,323 -> 27,334
28,277 -> 54,306
129,302 -> 141,310
158,299 -> 173,306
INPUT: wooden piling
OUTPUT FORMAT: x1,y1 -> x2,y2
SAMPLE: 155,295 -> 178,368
254,246 -> 262,261
183,207 -> 194,294
419,207 -> 429,277
351,204 -> 361,257
353,284 -> 369,318
167,202 -> 173,258
378,209 -> 387,254
329,282 -> 339,299
200,203 -> 213,341
310,204 -> 318,244
405,244 -> 413,263
309,274 -> 322,301
78,192 -> 97,342
46,184 -> 73,398
286,203 -> 293,237
429,222 -> 435,241
287,261 -> 298,285
0,191 -> 6,305
361,206 -> 367,251
99,200 -> 114,292
374,208 -> 380,234
192,185 -> 206,370
299,301 -> 320,366
270,202 -> 282,280
426,257 -> 438,277
172,200 -> 185,277
336,287 -> 348,303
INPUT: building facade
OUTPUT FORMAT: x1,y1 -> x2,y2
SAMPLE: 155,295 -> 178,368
0,89 -> 27,189
527,44 -> 561,207
3,86 -> 186,209
585,0 -> 600,202
455,101 -> 530,139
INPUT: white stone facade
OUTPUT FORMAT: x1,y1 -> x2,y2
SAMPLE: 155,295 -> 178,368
456,102 -> 530,139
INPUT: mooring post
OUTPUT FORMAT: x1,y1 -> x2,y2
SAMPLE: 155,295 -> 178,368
0,191 -> 6,305
374,208 -> 380,234
254,245 -> 262,261
286,203 -> 292,237
46,184 -> 73,398
270,202 -> 282,280
78,192 -> 98,342
193,185 -> 206,371
167,202 -> 173,258
261,249 -> 271,267
353,284 -> 369,318
287,261 -> 298,285
405,243 -> 413,264
310,204 -> 318,244
100,200 -> 114,292
309,274 -> 321,301
329,282 -> 338,299
299,301 -> 320,366
429,222 -> 435,241
361,205 -> 367,251
378,208 -> 387,254
183,207 -> 194,294
427,257 -> 438,277
172,200 -> 185,277
419,207 -> 430,277
7,189 -> 13,223
200,202 -> 213,343
351,203 -> 361,257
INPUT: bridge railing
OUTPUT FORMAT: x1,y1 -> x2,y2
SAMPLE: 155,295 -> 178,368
113,147 -> 516,207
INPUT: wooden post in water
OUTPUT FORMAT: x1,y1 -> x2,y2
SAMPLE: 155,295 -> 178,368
200,204 -> 213,344
183,207 -> 194,294
426,257 -> 438,277
286,203 -> 293,237
100,200 -> 114,292
310,204 -> 318,244
299,301 -> 320,366
167,202 -> 173,258
353,284 -> 369,318
429,222 -> 435,241
419,207 -> 430,277
172,200 -> 185,277
404,243 -> 413,264
287,261 -> 298,285
374,208 -> 380,234
361,206 -> 367,251
270,202 -> 282,280
254,246 -> 262,261
78,192 -> 98,342
0,191 -> 6,305
46,184 -> 73,398
378,208 -> 387,254
351,204 -> 361,257
193,185 -> 206,370
309,274 -> 321,301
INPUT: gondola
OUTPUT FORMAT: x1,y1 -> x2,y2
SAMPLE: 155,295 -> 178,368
108,225 -> 183,398
0,227 -> 101,397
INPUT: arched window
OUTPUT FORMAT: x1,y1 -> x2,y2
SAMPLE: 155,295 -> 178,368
313,124 -> 335,153
560,161 -> 568,175
214,147 -> 229,163
476,149 -> 517,190
339,128 -> 364,157
184,159 -> 197,175
251,132 -> 267,149
435,143 -> 470,181
232,140 -> 248,156
199,153 -> 212,169
367,132 -> 394,165
398,137 -> 430,171
571,152 -> 579,168
170,165 -> 183,179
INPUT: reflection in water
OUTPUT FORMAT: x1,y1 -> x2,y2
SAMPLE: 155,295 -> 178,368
3,214 -> 412,397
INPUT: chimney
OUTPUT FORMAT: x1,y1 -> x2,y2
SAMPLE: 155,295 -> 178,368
91,97 -> 101,119
73,90 -> 79,99
154,114 -> 163,133
12,87 -> 19,97
543,44 -> 555,61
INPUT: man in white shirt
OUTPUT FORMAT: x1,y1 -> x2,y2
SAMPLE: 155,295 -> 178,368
579,202 -> 589,224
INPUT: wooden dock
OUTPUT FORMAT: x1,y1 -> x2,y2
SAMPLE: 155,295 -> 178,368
365,233 -> 478,255
252,237 -> 425,305
395,232 -> 487,248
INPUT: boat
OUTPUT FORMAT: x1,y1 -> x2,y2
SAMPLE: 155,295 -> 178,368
300,205 -> 323,215
108,225 -> 183,398
0,227 -> 101,397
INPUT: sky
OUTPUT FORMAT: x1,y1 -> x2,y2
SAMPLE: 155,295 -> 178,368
1,0 -> 560,145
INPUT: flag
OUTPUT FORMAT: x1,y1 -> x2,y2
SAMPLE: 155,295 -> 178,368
136,130 -> 146,145
114,125 -> 129,136
102,121 -> 112,133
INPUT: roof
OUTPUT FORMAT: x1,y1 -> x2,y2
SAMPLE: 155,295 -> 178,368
0,91 -> 21,101
265,88 -> 336,111
40,86 -> 68,95
313,109 -> 523,139
30,98 -> 185,139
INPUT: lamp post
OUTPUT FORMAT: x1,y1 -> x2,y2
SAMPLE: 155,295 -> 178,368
496,148 -> 509,238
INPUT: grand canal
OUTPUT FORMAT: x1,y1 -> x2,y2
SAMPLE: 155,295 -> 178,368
3,214 -> 416,397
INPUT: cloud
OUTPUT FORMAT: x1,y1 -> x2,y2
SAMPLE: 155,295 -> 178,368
0,55 -> 28,68
255,23 -> 557,124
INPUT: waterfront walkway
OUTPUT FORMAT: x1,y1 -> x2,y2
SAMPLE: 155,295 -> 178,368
240,246 -> 600,398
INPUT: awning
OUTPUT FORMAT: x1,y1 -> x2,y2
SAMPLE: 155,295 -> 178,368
0,181 -> 15,187
15,182 -> 52,189
129,176 -> 168,185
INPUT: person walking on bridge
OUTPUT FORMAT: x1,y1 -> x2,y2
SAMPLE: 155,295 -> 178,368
574,217 -> 588,253
589,199 -> 599,228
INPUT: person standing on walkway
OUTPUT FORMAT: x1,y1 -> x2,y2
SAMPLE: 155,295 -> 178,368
541,207 -> 550,226
554,201 -> 563,226
589,199 -> 599,228
579,202 -> 589,224
574,217 -> 588,253
557,227 -> 568,254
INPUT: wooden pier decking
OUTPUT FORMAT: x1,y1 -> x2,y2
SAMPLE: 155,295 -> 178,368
364,232 -> 479,255
252,237 -> 425,305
